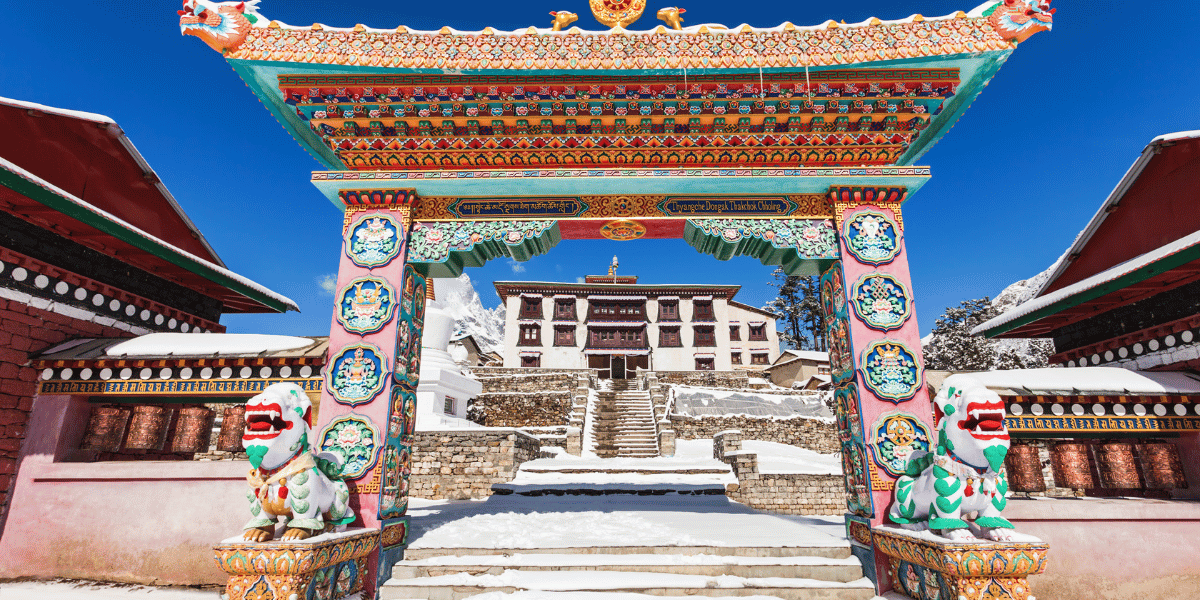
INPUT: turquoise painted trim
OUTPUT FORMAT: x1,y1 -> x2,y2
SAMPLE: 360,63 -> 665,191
310,170 -> 931,207
409,222 -> 562,278
978,241 -> 1200,338
684,220 -> 836,277
228,60 -> 344,170
895,50 -> 1014,165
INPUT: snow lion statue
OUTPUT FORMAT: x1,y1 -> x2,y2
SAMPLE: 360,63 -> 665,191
889,375 -> 1015,541
241,383 -> 354,541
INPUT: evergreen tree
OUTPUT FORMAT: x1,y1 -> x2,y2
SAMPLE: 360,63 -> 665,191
767,268 -> 826,351
924,297 -> 1054,371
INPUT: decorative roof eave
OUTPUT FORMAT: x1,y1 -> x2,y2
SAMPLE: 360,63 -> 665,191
974,230 -> 1200,339
0,158 -> 299,314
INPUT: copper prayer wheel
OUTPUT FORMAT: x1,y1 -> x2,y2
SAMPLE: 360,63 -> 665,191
1139,441 -> 1187,490
1005,442 -> 1046,493
80,405 -> 130,452
124,405 -> 171,451
1051,442 -> 1095,489
170,407 -> 214,454
216,404 -> 246,452
1096,442 -> 1141,489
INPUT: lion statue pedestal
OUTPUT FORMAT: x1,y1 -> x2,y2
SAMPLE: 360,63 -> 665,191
213,383 -> 383,600
876,375 -> 1049,600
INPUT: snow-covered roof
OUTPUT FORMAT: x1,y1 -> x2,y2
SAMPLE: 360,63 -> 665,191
973,229 -> 1200,336
105,334 -> 315,358
0,97 -> 115,124
938,368 -> 1200,396
1030,131 -> 1200,301
785,350 -> 830,362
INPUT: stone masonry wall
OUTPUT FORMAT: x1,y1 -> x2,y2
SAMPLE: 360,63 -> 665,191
714,430 -> 842,515
0,300 -> 131,532
653,370 -> 749,388
466,368 -> 587,427
410,429 -> 541,500
671,414 -> 839,454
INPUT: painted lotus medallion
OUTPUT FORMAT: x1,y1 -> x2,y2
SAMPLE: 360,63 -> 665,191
347,214 -> 402,268
851,274 -> 912,332
327,344 -> 387,406
319,414 -> 379,480
337,277 -> 397,335
599,219 -> 646,241
860,340 -> 923,403
869,413 -> 931,477
843,210 -> 900,266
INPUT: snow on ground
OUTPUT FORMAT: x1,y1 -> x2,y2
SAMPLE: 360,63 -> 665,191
393,569 -> 872,590
739,440 -> 841,475
462,592 -> 796,600
0,581 -> 217,600
406,494 -> 847,550
670,386 -> 832,419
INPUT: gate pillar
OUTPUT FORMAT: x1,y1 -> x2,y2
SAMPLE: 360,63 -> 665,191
313,189 -> 426,597
821,187 -> 934,594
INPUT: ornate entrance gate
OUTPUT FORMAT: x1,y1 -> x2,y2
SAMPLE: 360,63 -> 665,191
181,1 -> 1050,596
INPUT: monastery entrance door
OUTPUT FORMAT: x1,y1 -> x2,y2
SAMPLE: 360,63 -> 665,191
611,356 -> 627,380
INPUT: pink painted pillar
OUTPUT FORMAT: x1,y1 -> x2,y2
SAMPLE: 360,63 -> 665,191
822,186 -> 935,593
314,189 -> 425,597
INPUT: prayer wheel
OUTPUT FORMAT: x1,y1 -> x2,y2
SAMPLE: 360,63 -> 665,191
170,407 -> 214,454
124,405 -> 171,451
1096,442 -> 1141,489
1051,442 -> 1095,489
1139,441 -> 1188,490
1004,442 -> 1046,493
80,405 -> 130,452
216,404 -> 246,452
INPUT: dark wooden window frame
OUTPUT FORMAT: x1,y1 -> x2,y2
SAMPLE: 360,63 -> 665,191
694,326 -> 716,347
518,323 -> 542,346
748,323 -> 768,341
659,327 -> 682,347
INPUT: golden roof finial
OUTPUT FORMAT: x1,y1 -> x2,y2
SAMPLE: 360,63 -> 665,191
589,0 -> 646,28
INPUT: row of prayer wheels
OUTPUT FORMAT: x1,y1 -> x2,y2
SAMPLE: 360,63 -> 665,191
80,404 -> 246,454
1004,440 -> 1188,492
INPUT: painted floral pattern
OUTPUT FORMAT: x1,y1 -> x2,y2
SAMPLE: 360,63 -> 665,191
328,345 -> 386,406
861,340 -> 922,403
319,416 -> 378,480
347,214 -> 402,268
843,210 -> 900,265
851,274 -> 911,331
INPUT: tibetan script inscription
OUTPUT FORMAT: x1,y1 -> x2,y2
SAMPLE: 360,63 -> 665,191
452,198 -> 587,218
1005,415 -> 1200,433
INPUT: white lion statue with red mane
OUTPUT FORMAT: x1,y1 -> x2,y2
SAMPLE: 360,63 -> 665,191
889,375 -> 1016,542
241,383 -> 354,541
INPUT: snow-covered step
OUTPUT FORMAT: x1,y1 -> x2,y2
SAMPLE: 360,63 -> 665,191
381,570 -> 875,600
393,553 -> 865,581
403,545 -> 854,561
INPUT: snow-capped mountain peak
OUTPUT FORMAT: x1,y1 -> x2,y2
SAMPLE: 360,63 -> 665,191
431,274 -> 505,353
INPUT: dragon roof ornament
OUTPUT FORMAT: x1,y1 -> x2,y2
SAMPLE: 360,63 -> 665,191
180,0 -> 1052,67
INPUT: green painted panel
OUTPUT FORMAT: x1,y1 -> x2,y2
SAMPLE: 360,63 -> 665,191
407,220 -> 561,277
684,218 -> 838,277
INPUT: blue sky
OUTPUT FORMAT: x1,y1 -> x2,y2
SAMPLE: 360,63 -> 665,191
2,1 -> 1197,339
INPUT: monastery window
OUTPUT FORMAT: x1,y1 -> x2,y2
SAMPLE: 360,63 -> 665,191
520,355 -> 541,368
519,297 -> 544,320
659,327 -> 682,347
693,300 -> 715,322
658,301 -> 680,322
554,326 -> 576,347
555,299 -> 576,320
590,301 -> 646,321
695,357 -> 715,371
751,353 -> 770,365
748,324 -> 767,341
731,351 -> 742,365
729,325 -> 741,341
444,397 -> 456,414
518,324 -> 541,346
694,326 -> 716,347
818,365 -> 830,375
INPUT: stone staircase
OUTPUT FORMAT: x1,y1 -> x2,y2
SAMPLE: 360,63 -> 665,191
383,544 -> 874,599
592,378 -> 659,458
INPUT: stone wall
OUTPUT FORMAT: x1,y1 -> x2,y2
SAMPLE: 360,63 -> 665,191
715,430 -> 842,515
671,413 -> 839,454
409,429 -> 541,500
466,368 -> 588,428
653,370 -> 749,388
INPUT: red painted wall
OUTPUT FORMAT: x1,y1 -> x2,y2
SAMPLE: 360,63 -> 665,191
0,300 -> 131,531
1044,138 -> 1200,295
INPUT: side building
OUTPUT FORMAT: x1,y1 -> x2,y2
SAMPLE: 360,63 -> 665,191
495,272 -> 778,377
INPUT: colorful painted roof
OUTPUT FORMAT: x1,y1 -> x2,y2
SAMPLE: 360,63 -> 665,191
976,132 -> 1200,338
0,98 -> 299,314
179,1 -> 1053,188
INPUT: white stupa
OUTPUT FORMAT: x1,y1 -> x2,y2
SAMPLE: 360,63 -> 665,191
415,279 -> 483,429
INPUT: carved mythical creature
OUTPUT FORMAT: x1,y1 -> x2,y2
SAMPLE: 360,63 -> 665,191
549,11 -> 579,31
986,0 -> 1054,43
889,375 -> 1015,542
656,7 -> 686,30
242,383 -> 354,542
178,0 -> 265,54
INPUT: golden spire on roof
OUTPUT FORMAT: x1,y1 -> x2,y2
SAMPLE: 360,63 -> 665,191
607,255 -> 619,277
589,0 -> 646,28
